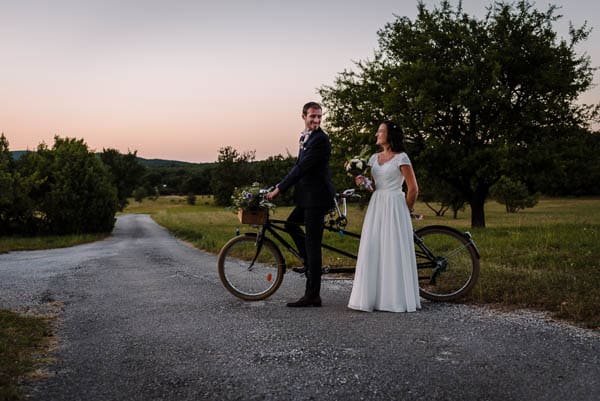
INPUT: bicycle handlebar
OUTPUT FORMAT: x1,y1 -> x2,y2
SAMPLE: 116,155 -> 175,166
338,188 -> 361,199
259,187 -> 360,200
259,186 -> 275,195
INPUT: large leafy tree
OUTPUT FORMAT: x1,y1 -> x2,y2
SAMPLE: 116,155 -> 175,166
0,133 -> 17,233
0,134 -> 13,222
211,146 -> 256,206
100,148 -> 146,211
319,0 -> 598,227
253,153 -> 297,206
18,137 -> 118,234
0,134 -> 40,234
514,126 -> 600,196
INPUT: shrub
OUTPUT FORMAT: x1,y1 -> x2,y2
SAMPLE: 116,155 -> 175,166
132,187 -> 147,203
490,175 -> 539,213
18,137 -> 118,234
186,193 -> 196,205
100,149 -> 146,211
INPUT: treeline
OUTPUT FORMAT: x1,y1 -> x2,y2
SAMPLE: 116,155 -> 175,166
141,146 -> 298,206
1,135 -> 120,235
103,129 -> 600,206
3,125 -> 598,236
0,135 -> 301,236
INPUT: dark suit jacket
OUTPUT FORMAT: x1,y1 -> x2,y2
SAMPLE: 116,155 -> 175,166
277,127 -> 335,209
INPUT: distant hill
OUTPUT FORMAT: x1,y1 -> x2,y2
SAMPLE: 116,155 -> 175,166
135,157 -> 199,167
9,150 -> 29,160
10,150 -> 208,168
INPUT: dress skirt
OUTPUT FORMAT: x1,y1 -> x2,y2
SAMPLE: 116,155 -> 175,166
348,189 -> 421,312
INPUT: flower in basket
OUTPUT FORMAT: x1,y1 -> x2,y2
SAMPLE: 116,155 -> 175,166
229,182 -> 276,212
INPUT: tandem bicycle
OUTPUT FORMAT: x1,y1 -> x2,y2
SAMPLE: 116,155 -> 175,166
217,188 -> 480,302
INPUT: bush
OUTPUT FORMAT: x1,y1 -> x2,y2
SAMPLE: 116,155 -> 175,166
100,148 -> 146,211
417,168 -> 467,218
132,187 -> 147,203
490,175 -> 539,213
18,137 -> 118,234
211,146 -> 256,206
0,134 -> 44,234
186,193 -> 196,205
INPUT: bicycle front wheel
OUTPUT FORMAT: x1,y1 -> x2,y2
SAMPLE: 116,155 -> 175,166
217,234 -> 285,301
414,226 -> 480,301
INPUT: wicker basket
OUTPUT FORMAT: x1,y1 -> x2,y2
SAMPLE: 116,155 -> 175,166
237,209 -> 268,225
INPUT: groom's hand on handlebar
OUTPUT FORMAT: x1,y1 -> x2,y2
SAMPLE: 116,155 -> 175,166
266,186 -> 280,201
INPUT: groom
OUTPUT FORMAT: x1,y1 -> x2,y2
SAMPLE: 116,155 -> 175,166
266,102 -> 335,307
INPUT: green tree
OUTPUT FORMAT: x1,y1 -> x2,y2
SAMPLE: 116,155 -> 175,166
516,128 -> 600,196
253,153 -> 297,206
18,137 -> 118,234
490,175 -> 539,212
418,168 -> 466,218
180,171 -> 212,196
132,187 -> 147,203
0,134 -> 42,234
319,0 -> 598,227
211,146 -> 256,206
0,134 -> 16,233
100,148 -> 146,211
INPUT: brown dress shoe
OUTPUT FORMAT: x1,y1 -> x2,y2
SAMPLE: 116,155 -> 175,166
286,295 -> 322,307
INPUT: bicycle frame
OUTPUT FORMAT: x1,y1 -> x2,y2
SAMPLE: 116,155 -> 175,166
254,218 -> 361,274
245,189 -> 479,280
257,218 -> 478,280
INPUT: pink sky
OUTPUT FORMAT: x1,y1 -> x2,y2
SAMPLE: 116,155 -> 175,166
2,0 -> 599,163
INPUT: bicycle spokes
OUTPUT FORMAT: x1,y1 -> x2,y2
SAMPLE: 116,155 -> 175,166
414,226 -> 480,301
217,235 -> 285,301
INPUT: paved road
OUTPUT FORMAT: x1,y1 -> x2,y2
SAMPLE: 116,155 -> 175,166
1,214 -> 599,401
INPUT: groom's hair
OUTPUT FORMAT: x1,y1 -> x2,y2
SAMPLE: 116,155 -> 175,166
383,121 -> 406,153
302,102 -> 322,116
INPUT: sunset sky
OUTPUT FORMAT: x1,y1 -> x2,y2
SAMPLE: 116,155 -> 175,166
2,0 -> 599,163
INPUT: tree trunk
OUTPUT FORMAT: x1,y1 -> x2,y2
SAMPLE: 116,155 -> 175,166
469,192 -> 486,228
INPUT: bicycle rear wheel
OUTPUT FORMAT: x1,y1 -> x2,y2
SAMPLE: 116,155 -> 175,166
217,234 -> 285,301
414,226 -> 480,301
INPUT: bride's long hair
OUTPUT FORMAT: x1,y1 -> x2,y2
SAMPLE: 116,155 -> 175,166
383,121 -> 406,153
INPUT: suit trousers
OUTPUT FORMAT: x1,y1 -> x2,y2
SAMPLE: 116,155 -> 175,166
285,206 -> 328,297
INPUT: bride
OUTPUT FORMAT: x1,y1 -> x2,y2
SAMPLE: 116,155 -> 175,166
348,121 -> 421,313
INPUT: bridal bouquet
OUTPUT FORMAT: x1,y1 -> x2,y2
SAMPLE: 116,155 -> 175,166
344,148 -> 373,191
344,157 -> 368,177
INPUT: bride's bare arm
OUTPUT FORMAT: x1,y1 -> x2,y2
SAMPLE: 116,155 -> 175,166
400,165 -> 418,211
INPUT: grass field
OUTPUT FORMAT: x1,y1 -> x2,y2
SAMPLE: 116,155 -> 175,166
0,310 -> 53,400
126,195 -> 600,329
0,233 -> 108,255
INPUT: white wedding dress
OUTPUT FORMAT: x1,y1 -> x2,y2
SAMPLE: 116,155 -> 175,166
348,152 -> 421,312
